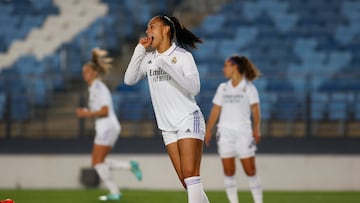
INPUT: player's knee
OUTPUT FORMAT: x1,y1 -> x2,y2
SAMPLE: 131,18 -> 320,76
244,167 -> 256,176
181,166 -> 198,178
223,167 -> 236,176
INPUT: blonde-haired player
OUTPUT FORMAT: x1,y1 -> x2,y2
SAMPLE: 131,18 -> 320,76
124,15 -> 209,203
205,55 -> 263,203
76,48 -> 142,201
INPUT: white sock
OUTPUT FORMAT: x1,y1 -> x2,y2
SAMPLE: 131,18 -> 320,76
247,175 -> 263,203
95,163 -> 120,195
184,176 -> 209,203
224,176 -> 238,203
202,190 -> 210,203
105,159 -> 131,170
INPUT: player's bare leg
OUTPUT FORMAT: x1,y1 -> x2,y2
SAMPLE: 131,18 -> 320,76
222,158 -> 238,203
240,157 -> 263,203
166,142 -> 186,188
166,138 -> 209,203
92,144 -> 121,201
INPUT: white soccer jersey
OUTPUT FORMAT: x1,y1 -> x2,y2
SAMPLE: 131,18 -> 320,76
213,79 -> 259,132
88,79 -> 120,133
124,43 -> 201,131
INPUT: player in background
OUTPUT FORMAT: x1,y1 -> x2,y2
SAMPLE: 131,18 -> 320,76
124,15 -> 209,203
76,48 -> 142,201
205,55 -> 263,203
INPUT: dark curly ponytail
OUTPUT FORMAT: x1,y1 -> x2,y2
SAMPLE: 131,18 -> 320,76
228,55 -> 261,81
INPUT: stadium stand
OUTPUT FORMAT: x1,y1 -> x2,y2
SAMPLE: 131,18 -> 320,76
0,0 -> 182,137
187,0 -> 359,137
0,0 -> 359,138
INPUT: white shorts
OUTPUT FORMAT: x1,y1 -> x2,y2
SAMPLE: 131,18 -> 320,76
216,128 -> 256,159
94,126 -> 121,147
162,111 -> 205,146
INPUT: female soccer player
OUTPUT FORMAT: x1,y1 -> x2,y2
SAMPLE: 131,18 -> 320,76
205,55 -> 263,203
76,48 -> 142,201
124,15 -> 209,203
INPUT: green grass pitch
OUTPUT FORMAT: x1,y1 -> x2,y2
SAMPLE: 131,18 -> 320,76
0,189 -> 359,203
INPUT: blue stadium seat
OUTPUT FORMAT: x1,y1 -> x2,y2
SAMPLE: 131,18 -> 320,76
242,1 -> 262,21
29,79 -> 49,107
0,0 -> 58,52
328,103 -> 347,120
197,91 -> 215,119
290,78 -> 307,93
260,101 -> 272,121
234,26 -> 259,48
201,14 -> 226,35
10,94 -> 30,121
197,64 -> 209,81
327,51 -> 352,70
354,94 -> 360,120
259,92 -> 277,120
293,38 -> 318,58
310,93 -> 329,121
43,53 -> 65,91
0,68 -> 26,94
272,94 -> 303,121
112,92 -> 122,119
0,93 -> 5,120
143,102 -> 155,120
194,39 -> 218,60
119,93 -> 147,121
117,82 -> 140,92
328,93 -> 350,121
253,78 -> 267,92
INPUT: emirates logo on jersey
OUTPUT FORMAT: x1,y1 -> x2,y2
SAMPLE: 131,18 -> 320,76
171,57 -> 177,64
150,67 -> 171,82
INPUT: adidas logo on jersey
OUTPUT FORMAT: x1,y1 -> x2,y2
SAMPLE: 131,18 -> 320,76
147,60 -> 152,64
185,129 -> 191,133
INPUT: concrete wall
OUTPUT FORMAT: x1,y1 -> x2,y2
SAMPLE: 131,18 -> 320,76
0,154 -> 359,191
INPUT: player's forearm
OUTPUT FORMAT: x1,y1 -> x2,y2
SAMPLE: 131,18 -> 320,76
88,106 -> 108,118
165,68 -> 200,95
206,117 -> 216,134
252,104 -> 261,132
253,117 -> 260,131
155,59 -> 200,95
206,105 -> 221,133
124,44 -> 146,85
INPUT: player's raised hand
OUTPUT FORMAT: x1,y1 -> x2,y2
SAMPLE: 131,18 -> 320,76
139,36 -> 153,48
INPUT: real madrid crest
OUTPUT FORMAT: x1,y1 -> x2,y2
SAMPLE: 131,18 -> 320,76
171,57 -> 177,64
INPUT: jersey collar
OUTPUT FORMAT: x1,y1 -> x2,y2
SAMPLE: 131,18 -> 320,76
228,78 -> 247,90
155,42 -> 177,57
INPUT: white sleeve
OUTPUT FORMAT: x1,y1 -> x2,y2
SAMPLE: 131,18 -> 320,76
124,44 -> 147,85
248,85 -> 260,105
155,53 -> 200,96
212,84 -> 224,106
97,89 -> 109,108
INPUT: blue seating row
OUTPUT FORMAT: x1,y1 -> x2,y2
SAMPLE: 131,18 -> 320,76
0,0 -> 59,53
